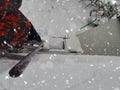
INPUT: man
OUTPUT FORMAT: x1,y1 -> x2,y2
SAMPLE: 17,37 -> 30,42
0,0 -> 42,49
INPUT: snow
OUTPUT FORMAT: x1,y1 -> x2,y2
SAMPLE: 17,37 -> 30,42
1,55 -> 120,90
0,0 -> 120,90
20,0 -> 89,36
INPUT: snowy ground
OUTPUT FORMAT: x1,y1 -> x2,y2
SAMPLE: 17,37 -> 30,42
0,0 -> 120,90
20,0 -> 90,36
1,55 -> 120,90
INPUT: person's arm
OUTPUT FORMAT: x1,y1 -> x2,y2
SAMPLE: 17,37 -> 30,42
0,0 -> 22,12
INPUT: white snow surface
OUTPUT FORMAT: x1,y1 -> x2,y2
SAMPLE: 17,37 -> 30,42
20,0 -> 89,36
0,0 -> 120,90
1,55 -> 120,90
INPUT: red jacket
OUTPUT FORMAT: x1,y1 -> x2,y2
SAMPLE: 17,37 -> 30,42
0,0 -> 31,49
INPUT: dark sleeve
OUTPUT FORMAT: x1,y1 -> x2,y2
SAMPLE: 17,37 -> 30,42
0,0 -> 22,12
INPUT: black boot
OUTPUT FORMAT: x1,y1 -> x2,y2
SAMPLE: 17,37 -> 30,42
28,24 -> 42,42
